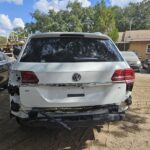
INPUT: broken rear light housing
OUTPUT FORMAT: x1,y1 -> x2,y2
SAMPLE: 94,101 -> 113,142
21,71 -> 39,84
111,68 -> 135,83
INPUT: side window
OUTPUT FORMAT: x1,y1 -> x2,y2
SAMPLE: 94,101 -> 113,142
147,45 -> 150,53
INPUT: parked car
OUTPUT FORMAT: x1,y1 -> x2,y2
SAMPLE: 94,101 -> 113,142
134,52 -> 142,60
0,52 -> 13,88
8,32 -> 135,129
5,53 -> 16,61
13,45 -> 22,59
121,51 -> 142,72
142,57 -> 150,73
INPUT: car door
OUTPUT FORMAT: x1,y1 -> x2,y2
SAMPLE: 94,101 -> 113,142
0,53 -> 9,86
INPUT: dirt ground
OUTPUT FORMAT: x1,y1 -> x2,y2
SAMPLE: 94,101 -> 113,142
0,72 -> 150,150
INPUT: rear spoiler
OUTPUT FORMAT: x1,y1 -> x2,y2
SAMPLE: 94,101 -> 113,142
60,34 -> 84,37
30,33 -> 109,40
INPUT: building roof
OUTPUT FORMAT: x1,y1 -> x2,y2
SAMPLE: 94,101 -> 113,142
117,30 -> 150,43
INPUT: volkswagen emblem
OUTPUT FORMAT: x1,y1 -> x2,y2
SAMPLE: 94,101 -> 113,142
72,73 -> 81,82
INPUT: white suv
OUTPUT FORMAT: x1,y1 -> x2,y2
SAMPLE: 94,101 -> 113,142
8,32 -> 135,129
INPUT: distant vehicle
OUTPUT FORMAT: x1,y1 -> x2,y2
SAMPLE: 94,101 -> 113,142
5,53 -> 16,61
0,52 -> 13,88
13,46 -> 22,59
121,51 -> 142,72
134,52 -> 142,60
142,57 -> 150,73
8,32 -> 135,129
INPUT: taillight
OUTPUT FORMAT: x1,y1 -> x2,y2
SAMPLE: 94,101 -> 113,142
111,69 -> 125,81
111,68 -> 135,83
124,69 -> 135,83
21,71 -> 39,84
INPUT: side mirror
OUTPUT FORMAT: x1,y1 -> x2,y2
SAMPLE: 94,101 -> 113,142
13,46 -> 22,59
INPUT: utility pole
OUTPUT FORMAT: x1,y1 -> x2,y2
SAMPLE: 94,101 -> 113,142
129,19 -> 133,31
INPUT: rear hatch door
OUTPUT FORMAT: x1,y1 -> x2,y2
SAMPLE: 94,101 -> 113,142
15,35 -> 128,108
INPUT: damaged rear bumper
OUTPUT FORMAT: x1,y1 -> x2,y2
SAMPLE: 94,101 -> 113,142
36,112 -> 125,127
12,105 -> 126,129
16,112 -> 125,129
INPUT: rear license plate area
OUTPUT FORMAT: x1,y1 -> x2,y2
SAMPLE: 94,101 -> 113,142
67,94 -> 85,97
67,86 -> 85,97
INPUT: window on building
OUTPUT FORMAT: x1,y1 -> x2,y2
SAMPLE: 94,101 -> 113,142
147,45 -> 150,53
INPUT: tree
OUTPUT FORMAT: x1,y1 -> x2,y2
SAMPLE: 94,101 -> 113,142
93,0 -> 118,41
0,36 -> 7,45
8,27 -> 26,44
113,0 -> 150,31
25,1 -> 119,41
112,6 -> 128,32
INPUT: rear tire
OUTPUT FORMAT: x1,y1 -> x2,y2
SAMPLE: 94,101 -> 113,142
142,64 -> 145,69
16,117 -> 29,127
3,83 -> 8,89
148,65 -> 150,73
137,69 -> 141,73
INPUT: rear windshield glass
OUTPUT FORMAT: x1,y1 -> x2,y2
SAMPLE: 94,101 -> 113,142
20,37 -> 123,62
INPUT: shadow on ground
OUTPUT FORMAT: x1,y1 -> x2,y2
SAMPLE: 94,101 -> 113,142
103,111 -> 148,139
0,90 -> 104,150
0,87 -> 149,150
0,117 -> 105,150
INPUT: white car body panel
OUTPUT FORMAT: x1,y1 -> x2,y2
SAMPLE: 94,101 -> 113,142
12,62 -> 128,83
11,62 -> 129,108
8,32 -> 133,121
20,84 -> 126,108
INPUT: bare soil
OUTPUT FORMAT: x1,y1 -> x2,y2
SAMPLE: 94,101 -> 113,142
0,73 -> 150,150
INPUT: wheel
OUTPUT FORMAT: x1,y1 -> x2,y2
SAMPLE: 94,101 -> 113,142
16,117 -> 40,128
16,117 -> 29,127
0,81 -> 8,90
3,83 -> 8,89
142,64 -> 145,69
137,69 -> 141,73
148,65 -> 150,73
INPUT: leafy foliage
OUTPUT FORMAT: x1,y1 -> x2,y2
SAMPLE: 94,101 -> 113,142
8,27 -> 27,44
113,0 -> 150,31
12,0 -> 150,43
25,1 -> 118,41
93,0 -> 118,41
0,36 -> 7,45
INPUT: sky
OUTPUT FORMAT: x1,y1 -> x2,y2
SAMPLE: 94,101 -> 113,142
0,0 -> 143,36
